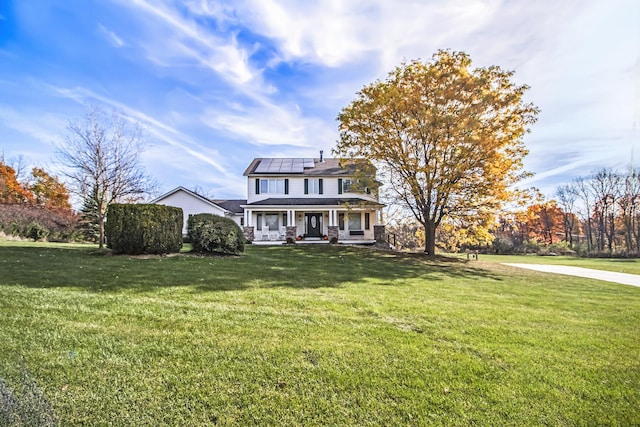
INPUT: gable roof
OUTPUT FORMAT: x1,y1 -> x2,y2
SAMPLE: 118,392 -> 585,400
212,199 -> 246,214
243,158 -> 372,177
151,186 -> 245,214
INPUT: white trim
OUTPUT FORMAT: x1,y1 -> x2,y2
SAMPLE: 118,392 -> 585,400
152,186 -> 233,215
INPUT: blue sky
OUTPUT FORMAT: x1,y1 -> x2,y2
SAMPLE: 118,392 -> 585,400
1,0 -> 638,201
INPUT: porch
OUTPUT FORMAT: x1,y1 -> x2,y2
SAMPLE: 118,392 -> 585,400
251,238 -> 378,246
242,205 -> 384,244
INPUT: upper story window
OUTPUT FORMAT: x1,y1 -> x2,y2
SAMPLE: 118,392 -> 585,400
304,178 -> 323,195
342,179 -> 354,193
338,178 -> 371,195
256,178 -> 288,195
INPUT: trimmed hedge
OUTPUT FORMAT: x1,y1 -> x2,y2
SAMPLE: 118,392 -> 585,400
187,213 -> 245,255
105,204 -> 183,255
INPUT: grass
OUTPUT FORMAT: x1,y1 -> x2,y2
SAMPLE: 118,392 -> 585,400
0,241 -> 639,425
471,253 -> 640,275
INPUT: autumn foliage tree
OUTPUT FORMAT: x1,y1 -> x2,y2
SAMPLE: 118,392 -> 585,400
526,201 -> 565,245
0,160 -> 77,241
30,167 -> 72,213
0,161 -> 34,204
336,50 -> 539,255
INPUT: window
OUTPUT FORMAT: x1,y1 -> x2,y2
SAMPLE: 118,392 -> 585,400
342,179 -> 353,193
339,178 -> 371,194
282,213 -> 287,227
365,212 -> 370,230
348,213 -> 361,230
305,178 -> 323,194
240,218 -> 244,226
257,178 -> 288,194
265,214 -> 279,231
338,213 -> 345,230
256,213 -> 262,231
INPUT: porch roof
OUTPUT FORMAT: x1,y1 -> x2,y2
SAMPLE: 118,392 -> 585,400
243,197 -> 384,208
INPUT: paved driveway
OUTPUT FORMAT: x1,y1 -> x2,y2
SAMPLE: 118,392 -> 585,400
503,264 -> 640,288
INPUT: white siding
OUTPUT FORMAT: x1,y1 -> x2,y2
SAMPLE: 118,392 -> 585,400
247,176 -> 376,203
155,190 -> 232,234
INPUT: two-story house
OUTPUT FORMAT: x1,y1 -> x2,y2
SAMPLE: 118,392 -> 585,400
241,153 -> 385,243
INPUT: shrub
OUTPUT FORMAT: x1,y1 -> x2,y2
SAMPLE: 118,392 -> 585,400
105,204 -> 183,255
0,204 -> 79,242
187,213 -> 245,255
26,222 -> 50,241
492,236 -> 514,254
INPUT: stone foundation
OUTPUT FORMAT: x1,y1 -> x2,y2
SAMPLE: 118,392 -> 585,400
374,225 -> 386,243
328,226 -> 339,243
243,226 -> 255,242
286,226 -> 297,243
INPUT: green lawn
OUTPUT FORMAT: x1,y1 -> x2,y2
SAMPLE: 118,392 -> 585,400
1,241 -> 639,426
472,253 -> 640,275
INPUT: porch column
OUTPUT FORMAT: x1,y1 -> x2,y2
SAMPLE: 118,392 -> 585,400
244,209 -> 251,227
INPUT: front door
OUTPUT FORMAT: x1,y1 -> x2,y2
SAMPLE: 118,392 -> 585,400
305,213 -> 322,238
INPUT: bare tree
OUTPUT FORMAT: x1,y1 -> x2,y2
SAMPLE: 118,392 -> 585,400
191,185 -> 216,200
590,169 -> 621,253
0,152 -> 28,183
574,177 -> 595,253
56,106 -> 156,248
555,183 -> 579,248
619,168 -> 640,255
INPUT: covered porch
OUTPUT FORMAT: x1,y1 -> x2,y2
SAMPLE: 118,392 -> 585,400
241,200 -> 384,244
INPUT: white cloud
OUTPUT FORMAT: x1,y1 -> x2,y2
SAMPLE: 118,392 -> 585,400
98,23 -> 125,48
118,0 -> 259,88
48,85 -> 235,178
0,105 -> 66,145
203,99 -> 336,149
224,0 -> 513,70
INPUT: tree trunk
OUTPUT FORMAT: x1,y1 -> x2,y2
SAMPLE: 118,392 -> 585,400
424,220 -> 436,256
98,216 -> 105,249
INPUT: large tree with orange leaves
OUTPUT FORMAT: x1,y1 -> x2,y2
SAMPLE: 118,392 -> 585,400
30,167 -> 72,213
526,201 -> 566,245
336,50 -> 539,255
0,161 -> 34,204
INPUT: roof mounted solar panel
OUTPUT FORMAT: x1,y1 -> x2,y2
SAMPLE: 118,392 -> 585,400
254,159 -> 271,173
254,158 -> 315,174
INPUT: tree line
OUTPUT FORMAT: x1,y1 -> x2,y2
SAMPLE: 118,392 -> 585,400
1,106 -> 155,245
0,156 -> 78,241
496,167 -> 640,256
536,167 -> 639,256
386,167 -> 640,258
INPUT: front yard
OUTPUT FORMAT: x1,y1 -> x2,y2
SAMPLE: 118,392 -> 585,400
1,242 -> 638,425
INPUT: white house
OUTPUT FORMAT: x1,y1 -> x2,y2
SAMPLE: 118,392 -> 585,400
241,154 -> 385,243
151,186 -> 245,235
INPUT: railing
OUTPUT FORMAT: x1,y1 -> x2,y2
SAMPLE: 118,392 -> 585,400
386,233 -> 397,247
